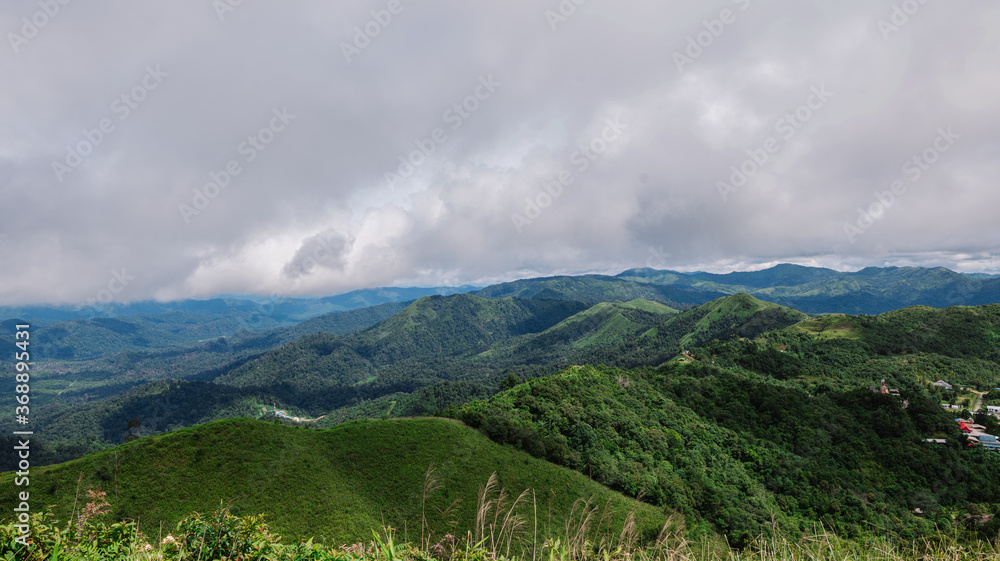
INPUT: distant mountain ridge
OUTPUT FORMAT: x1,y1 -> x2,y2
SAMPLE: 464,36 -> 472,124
616,264 -> 1000,313
0,285 -> 479,324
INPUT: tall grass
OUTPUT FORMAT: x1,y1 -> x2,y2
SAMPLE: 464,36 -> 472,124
2,470 -> 999,561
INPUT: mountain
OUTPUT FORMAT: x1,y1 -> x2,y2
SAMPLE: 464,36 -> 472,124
585,293 -> 809,367
0,417 -> 667,545
473,274 -> 726,308
6,294 -> 796,463
19,302 -> 414,412
619,263 -> 843,289
2,286 -> 479,361
451,360 -> 1000,543
210,295 -> 590,411
617,264 -> 1000,314
0,286 -> 478,323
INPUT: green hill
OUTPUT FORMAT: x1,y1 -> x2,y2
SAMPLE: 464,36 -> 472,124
450,359 -> 1000,544
0,417 -> 667,546
210,295 -> 588,411
588,294 -> 808,367
493,300 -> 678,357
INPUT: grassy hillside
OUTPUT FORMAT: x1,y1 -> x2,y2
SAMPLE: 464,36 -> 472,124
720,303 -> 1000,390
482,299 -> 678,359
587,294 -> 808,367
0,417 -> 667,545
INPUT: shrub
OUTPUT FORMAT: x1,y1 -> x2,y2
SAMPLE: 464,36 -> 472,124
172,503 -> 280,560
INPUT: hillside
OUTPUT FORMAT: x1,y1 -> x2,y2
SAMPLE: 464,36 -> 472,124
713,303 -> 1000,390
450,360 -> 1000,543
209,295 -> 588,411
14,302 -> 413,414
587,294 -> 808,367
2,295 -> 801,466
0,417 -> 667,545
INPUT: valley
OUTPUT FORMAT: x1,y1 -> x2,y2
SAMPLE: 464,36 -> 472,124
3,264 -> 1000,557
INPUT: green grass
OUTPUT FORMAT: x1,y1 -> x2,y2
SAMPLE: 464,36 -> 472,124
0,417 -> 666,545
788,314 -> 861,340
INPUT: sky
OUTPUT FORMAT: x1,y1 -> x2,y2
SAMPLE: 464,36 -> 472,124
1,0 -> 999,305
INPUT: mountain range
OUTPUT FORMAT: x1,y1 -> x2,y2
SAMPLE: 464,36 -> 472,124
4,264 -> 1000,547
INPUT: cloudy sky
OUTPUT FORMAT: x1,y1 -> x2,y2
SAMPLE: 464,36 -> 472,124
1,0 -> 998,305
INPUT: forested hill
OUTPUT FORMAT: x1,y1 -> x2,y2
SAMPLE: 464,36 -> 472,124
450,362 -> 1000,545
7,295 -> 1000,547
616,264 -> 1000,313
583,293 -> 808,367
450,302 -> 1000,543
9,264 -> 1000,365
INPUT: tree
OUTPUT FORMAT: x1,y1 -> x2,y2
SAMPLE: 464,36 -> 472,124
125,418 -> 142,442
500,373 -> 522,391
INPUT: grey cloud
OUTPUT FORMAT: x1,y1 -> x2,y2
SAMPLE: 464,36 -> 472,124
1,0 -> 998,305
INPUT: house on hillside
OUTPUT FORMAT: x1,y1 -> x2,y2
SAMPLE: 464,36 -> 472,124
870,379 -> 900,396
987,405 -> 1000,415
978,434 -> 1000,451
932,380 -> 953,390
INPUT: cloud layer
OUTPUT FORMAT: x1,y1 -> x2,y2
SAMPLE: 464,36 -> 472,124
2,0 -> 999,304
